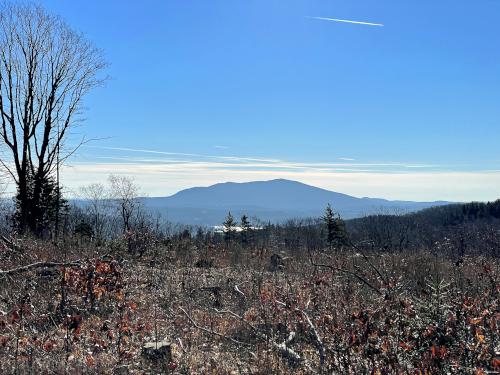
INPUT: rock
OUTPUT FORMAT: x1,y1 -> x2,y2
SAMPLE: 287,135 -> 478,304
142,341 -> 172,363
114,364 -> 130,375
269,253 -> 284,272
195,258 -> 213,268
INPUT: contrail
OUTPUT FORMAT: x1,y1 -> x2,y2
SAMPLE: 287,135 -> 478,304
307,16 -> 384,27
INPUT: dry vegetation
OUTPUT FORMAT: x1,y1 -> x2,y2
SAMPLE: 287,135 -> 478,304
1,235 -> 499,374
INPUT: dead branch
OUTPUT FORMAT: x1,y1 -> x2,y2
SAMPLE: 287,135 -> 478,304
0,235 -> 20,252
274,300 -> 325,366
213,308 -> 311,370
178,306 -> 249,346
297,308 -> 325,366
307,249 -> 383,296
233,284 -> 245,298
0,260 -> 81,276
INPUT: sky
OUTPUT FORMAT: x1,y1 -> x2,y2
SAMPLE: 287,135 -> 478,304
34,0 -> 500,201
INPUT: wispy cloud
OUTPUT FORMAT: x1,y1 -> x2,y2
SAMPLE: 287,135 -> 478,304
61,162 -> 500,202
64,146 -> 500,201
338,157 -> 356,161
86,146 -> 203,158
214,145 -> 229,150
307,16 -> 384,27
84,146 -> 440,171
85,145 -> 283,164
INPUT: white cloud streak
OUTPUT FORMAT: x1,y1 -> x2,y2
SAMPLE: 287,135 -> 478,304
86,145 -> 282,164
89,155 -> 438,171
61,162 -> 500,202
57,146 -> 499,201
307,16 -> 384,27
87,146 -> 203,158
338,157 -> 356,161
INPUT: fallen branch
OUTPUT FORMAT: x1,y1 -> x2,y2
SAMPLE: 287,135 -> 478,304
298,308 -> 325,366
213,308 -> 312,370
0,260 -> 81,276
275,300 -> 325,366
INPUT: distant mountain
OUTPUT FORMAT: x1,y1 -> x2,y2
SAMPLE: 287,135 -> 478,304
142,179 -> 450,226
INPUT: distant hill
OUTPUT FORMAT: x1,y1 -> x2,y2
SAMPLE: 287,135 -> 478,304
404,199 -> 500,226
142,179 -> 450,226
347,199 -> 500,254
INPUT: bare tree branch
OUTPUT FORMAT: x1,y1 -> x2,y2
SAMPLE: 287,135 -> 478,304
307,248 -> 383,296
178,306 -> 250,346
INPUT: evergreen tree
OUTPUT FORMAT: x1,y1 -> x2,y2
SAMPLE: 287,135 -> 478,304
14,173 -> 66,237
323,204 -> 347,250
240,214 -> 251,245
223,211 -> 235,244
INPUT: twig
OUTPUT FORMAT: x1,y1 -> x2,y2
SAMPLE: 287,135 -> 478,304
348,239 -> 388,285
178,306 -> 249,346
307,249 -> 383,296
234,284 -> 245,298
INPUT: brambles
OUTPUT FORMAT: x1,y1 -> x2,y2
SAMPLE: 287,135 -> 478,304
0,236 -> 498,374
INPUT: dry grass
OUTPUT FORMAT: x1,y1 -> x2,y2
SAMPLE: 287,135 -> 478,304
0,238 -> 499,374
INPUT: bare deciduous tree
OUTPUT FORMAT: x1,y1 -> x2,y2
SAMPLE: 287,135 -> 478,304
0,2 -> 106,235
79,182 -> 109,242
108,174 -> 141,234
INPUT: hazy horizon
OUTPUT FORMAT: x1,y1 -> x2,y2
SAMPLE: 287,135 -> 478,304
56,172 -> 493,203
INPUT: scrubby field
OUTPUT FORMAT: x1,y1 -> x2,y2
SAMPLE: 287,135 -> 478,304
1,238 -> 499,374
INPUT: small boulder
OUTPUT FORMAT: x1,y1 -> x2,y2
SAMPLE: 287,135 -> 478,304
195,258 -> 213,268
142,341 -> 172,363
269,253 -> 284,272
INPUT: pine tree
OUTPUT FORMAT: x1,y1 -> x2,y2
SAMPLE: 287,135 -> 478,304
14,173 -> 66,237
240,214 -> 251,245
324,204 -> 335,247
223,211 -> 235,244
323,204 -> 347,250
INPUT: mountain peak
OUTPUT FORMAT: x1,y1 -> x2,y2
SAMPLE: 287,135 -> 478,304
142,179 -> 449,226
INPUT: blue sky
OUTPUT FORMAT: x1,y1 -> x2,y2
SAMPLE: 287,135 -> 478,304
38,0 -> 500,201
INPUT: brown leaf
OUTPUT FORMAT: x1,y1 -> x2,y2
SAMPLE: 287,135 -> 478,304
43,340 -> 55,352
491,358 -> 500,369
9,310 -> 20,324
0,335 -> 9,347
86,354 -> 95,367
